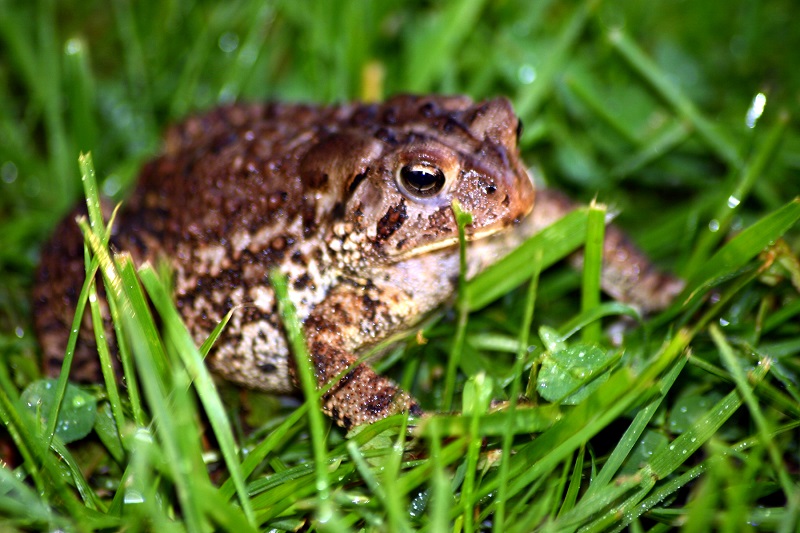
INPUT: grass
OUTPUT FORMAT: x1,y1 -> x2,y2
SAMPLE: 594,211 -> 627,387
1,0 -> 800,531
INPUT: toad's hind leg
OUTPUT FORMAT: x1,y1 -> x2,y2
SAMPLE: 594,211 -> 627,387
301,283 -> 423,429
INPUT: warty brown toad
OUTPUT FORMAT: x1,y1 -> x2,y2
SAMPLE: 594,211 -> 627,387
34,95 -> 682,428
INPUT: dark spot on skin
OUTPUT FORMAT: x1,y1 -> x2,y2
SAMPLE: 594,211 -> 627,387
308,171 -> 328,189
350,104 -> 377,126
406,132 -> 423,144
338,365 -> 364,387
443,115 -> 470,135
293,272 -> 313,290
337,412 -> 352,430
258,363 -> 277,373
268,192 -> 288,209
374,127 -> 397,145
301,201 -> 316,237
353,202 -> 364,221
382,107 -> 398,124
361,293 -> 379,319
364,392 -> 393,416
395,238 -> 407,249
348,171 -> 367,193
291,251 -> 304,264
375,201 -> 408,241
419,102 -> 436,117
332,201 -> 345,220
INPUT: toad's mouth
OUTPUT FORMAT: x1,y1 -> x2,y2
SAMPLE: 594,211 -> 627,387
389,223 -> 512,261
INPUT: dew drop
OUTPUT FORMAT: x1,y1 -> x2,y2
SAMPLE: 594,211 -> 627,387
518,64 -> 537,85
745,92 -> 766,128
124,489 -> 145,504
65,38 -> 82,55
1,161 -> 17,183
218,32 -> 240,53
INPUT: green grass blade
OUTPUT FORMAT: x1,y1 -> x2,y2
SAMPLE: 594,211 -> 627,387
683,112 -> 791,278
138,264 -> 257,528
495,252 -> 541,532
515,0 -> 599,118
711,325 -> 798,517
466,209 -> 589,311
608,28 -> 742,168
581,200 -> 605,343
443,200 -> 473,412
270,270 -> 349,531
684,197 -> 800,296
404,0 -> 488,92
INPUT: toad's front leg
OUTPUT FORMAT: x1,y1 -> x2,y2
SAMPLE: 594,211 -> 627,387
301,282 -> 423,429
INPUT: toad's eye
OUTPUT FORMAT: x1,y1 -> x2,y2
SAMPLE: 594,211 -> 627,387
398,163 -> 446,197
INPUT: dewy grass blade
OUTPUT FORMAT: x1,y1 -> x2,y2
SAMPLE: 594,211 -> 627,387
0,374 -> 118,529
684,113 -> 791,279
139,264 -> 257,527
63,39 -> 97,152
114,255 -> 211,532
584,356 -> 687,497
80,216 -> 212,531
648,362 -> 768,480
270,270 -> 350,531
428,422 -> 452,533
581,200 -> 605,343
684,197 -> 800,299
88,278 -> 126,449
461,373 -> 493,532
443,199 -> 473,412
347,440 -> 413,533
554,357 -> 688,530
595,361 -> 775,531
43,256 -> 97,445
474,329 -> 691,508
105,289 -> 146,427
43,153 -> 107,445
711,325 -> 798,517
466,208 -> 589,311
495,253 -> 541,533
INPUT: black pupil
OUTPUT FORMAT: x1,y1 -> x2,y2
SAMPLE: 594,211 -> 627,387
400,164 -> 445,196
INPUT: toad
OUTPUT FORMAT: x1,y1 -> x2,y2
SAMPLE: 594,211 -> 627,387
34,95 -> 682,428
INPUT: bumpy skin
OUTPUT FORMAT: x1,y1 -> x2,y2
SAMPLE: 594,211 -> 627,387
34,95 -> 683,429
